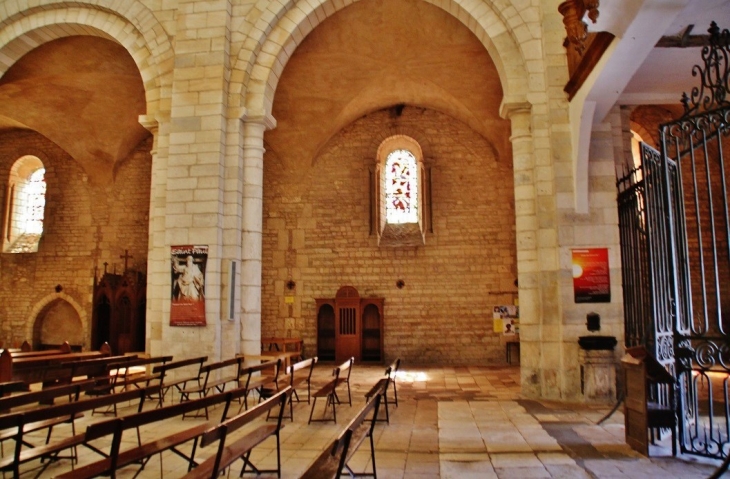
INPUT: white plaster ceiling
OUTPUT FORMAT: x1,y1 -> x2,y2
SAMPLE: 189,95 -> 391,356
589,0 -> 730,115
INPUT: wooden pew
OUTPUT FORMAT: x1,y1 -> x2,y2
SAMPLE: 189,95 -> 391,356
0,380 -> 98,451
54,386 -> 253,479
0,343 -> 112,385
0,385 -> 158,478
88,355 -> 172,397
264,356 -> 317,421
237,359 -> 281,412
9,341 -> 71,358
301,387 -> 384,479
364,358 -> 399,424
0,380 -> 29,397
179,356 -> 243,419
179,387 -> 291,479
308,357 -> 354,424
152,355 -> 208,406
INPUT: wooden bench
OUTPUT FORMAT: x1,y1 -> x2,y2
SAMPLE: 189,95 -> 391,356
289,357 -> 318,404
364,365 -> 394,423
180,387 -> 292,479
387,358 -> 401,407
179,356 -> 243,419
152,355 -> 208,406
0,380 -> 98,454
269,356 -> 318,421
0,385 -> 158,478
301,387 -> 384,478
85,356 -> 171,415
236,359 -> 281,413
0,343 -> 112,385
54,386 -> 252,479
9,341 -> 71,358
308,357 -> 354,424
0,380 -> 29,397
101,355 -> 173,392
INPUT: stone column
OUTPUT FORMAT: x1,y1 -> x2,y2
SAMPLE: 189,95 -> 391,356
502,102 -> 541,396
240,114 -> 276,356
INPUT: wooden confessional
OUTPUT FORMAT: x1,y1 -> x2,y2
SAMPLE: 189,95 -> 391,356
92,269 -> 146,355
315,286 -> 384,362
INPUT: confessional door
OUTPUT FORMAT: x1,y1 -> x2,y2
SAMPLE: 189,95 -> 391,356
335,295 -> 360,362
316,286 -> 384,363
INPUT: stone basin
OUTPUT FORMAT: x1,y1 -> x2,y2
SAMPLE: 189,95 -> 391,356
578,335 -> 617,351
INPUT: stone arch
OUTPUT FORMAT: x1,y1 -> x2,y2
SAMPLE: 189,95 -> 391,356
234,0 -> 532,118
0,1 -> 174,119
26,293 -> 88,350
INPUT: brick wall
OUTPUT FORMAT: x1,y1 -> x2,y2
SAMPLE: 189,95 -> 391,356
262,107 -> 516,364
0,130 -> 151,349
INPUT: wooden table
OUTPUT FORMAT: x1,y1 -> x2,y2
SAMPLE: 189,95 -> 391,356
241,352 -> 299,371
261,337 -> 303,353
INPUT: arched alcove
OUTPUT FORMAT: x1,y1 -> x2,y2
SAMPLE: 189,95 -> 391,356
32,298 -> 83,350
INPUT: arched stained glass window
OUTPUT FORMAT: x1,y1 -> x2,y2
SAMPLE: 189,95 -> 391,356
3,156 -> 47,253
372,134 -> 428,247
385,149 -> 418,224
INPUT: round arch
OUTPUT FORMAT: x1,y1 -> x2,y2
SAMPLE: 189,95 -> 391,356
233,0 -> 532,118
0,2 -> 174,119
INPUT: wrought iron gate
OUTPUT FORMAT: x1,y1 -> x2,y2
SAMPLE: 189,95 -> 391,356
617,22 -> 730,459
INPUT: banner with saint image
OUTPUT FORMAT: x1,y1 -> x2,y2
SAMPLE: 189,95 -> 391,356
170,245 -> 208,326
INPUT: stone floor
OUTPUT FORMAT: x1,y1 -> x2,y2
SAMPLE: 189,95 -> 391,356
11,364 -> 729,478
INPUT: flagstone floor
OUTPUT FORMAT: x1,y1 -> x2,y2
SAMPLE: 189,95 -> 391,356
14,364 -> 727,478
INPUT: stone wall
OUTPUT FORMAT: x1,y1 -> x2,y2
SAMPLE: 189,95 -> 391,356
261,107 -> 517,364
0,130 -> 151,349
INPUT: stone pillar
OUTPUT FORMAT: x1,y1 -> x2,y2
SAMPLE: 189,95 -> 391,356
502,102 -> 543,397
580,349 -> 617,403
240,114 -> 276,356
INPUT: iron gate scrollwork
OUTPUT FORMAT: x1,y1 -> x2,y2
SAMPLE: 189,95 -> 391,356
618,22 -> 730,459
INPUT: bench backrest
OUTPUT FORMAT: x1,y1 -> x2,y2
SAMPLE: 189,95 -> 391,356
240,359 -> 280,384
10,341 -> 71,357
82,385 -> 251,472
301,392 -> 382,479
202,356 -> 242,378
0,380 -> 28,397
0,379 -> 97,412
389,358 -> 400,377
65,355 -> 138,379
288,357 -> 317,376
152,355 -> 207,377
18,385 -> 158,426
107,355 -> 173,373
195,386 -> 291,477
334,357 -> 354,382
0,349 -> 101,384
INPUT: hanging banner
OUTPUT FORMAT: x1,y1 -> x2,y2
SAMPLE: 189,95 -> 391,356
171,245 -> 208,326
572,248 -> 610,303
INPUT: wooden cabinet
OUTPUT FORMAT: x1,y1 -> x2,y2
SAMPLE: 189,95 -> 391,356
92,270 -> 146,355
316,286 -> 384,362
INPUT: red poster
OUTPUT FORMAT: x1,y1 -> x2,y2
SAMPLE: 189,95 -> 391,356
170,245 -> 208,326
572,248 -> 610,303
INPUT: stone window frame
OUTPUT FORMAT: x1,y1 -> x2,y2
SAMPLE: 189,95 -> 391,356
3,155 -> 46,253
370,134 -> 432,247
